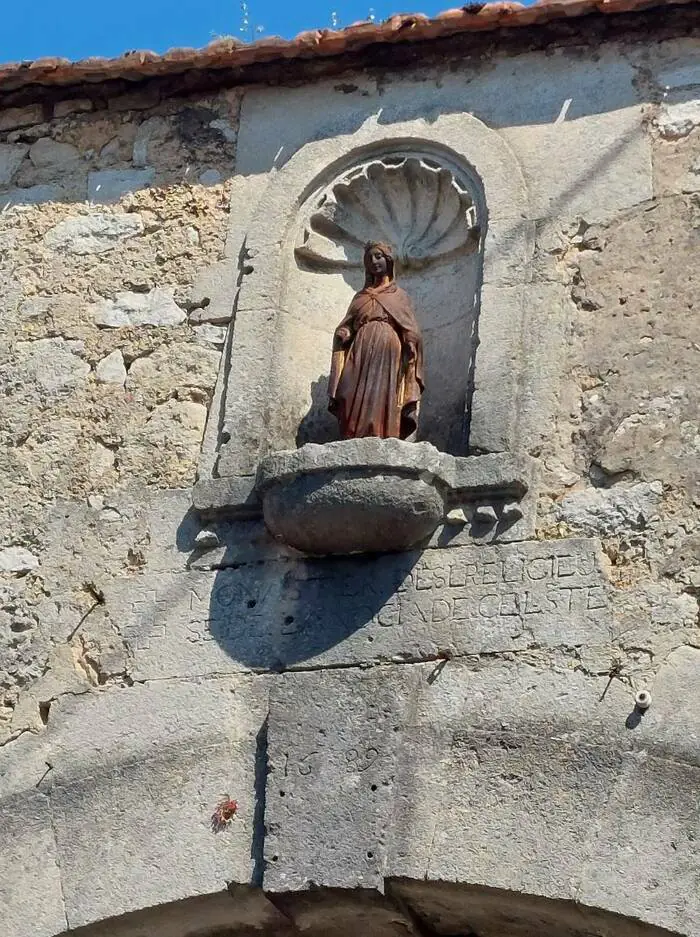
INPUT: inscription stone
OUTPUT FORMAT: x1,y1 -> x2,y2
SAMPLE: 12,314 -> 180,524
262,660 -> 638,900
114,538 -> 611,679
264,667 -> 409,891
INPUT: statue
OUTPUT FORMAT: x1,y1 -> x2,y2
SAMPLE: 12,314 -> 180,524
328,241 -> 424,440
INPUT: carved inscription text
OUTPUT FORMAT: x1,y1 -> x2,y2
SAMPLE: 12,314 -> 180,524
122,538 -> 611,673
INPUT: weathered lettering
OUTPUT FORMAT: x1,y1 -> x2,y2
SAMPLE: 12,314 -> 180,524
120,538 -> 611,677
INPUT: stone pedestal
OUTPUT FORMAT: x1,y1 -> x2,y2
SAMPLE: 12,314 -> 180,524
194,438 -> 535,555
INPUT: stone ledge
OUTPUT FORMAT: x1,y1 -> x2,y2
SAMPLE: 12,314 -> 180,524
192,474 -> 260,516
192,441 -> 535,517
257,440 -> 449,555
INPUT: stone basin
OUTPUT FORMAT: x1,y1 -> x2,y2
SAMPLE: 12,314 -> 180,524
256,438 -> 447,555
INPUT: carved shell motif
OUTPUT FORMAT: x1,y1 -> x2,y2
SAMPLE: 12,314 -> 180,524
295,156 -> 479,271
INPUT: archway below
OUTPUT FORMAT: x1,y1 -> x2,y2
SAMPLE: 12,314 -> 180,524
61,882 -> 687,937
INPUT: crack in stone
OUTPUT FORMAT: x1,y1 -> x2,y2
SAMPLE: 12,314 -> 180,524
43,787 -> 69,933
120,645 -> 622,686
251,711 -> 269,887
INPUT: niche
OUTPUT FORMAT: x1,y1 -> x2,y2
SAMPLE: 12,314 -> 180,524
266,146 -> 485,457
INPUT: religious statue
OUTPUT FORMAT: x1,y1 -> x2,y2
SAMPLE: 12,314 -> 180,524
328,241 -> 424,440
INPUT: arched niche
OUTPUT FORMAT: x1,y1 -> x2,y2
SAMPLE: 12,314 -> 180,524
207,114 -> 531,479
291,148 -> 484,455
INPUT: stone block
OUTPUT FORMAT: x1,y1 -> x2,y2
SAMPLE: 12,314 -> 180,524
1,183 -> 62,207
118,398 -> 207,485
0,546 -> 39,574
516,282 -> 570,455
652,127 -> 700,196
116,535 -> 611,684
193,323 -> 228,346
89,440 -> 116,480
88,167 -> 155,203
643,645 -> 700,765
95,348 -> 127,384
217,309 -> 278,476
193,475 -> 260,516
481,219 -> 535,288
0,142 -> 28,185
44,212 -> 144,254
127,341 -> 220,396
264,666 -> 414,891
656,90 -> 700,138
16,337 -> 91,394
658,61 -> 700,91
578,754 -> 700,935
468,284 -> 522,454
47,678 -> 268,928
132,115 -> 171,166
388,664 -> 630,895
29,137 -> 81,169
556,482 -> 663,537
263,660 -> 641,902
0,791 -> 67,937
53,98 -> 93,118
186,259 -> 235,324
107,567 -> 274,680
184,519 -> 286,572
199,169 -> 222,184
107,88 -> 161,111
92,287 -> 185,327
501,106 -> 652,225
0,105 -> 43,131
209,118 -> 237,143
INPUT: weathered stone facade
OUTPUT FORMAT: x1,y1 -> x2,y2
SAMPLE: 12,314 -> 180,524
1,6 -> 699,937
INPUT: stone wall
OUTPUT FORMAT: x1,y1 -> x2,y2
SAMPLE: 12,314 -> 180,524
0,88 -> 239,731
0,22 -> 699,937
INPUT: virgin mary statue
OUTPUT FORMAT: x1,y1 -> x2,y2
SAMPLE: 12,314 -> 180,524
328,241 -> 424,440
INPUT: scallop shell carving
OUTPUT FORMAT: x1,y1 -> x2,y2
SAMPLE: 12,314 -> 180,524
295,156 -> 479,271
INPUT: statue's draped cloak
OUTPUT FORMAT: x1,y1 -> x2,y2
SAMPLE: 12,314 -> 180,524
329,281 -> 424,439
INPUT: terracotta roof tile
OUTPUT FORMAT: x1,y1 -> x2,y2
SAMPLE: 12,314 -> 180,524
0,0 -> 692,94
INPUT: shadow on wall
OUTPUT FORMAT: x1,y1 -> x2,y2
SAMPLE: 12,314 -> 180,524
295,373 -> 337,448
174,507 -> 423,671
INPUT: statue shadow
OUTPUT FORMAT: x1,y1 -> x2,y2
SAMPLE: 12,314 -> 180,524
295,373 -> 339,448
178,509 -> 422,672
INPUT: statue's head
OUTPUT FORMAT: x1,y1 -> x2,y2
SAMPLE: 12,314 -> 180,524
363,241 -> 395,285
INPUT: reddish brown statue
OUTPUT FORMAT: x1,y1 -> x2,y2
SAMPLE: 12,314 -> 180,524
328,242 -> 424,439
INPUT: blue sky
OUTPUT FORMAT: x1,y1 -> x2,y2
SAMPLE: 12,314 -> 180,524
1,0 -> 473,63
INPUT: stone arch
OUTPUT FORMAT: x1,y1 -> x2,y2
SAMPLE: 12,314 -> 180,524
5,651 -> 697,937
206,113 -> 531,478
56,883 -> 686,937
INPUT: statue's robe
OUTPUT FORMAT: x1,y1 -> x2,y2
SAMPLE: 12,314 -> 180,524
328,281 -> 424,439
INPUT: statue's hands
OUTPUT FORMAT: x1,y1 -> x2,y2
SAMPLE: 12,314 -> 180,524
336,326 -> 352,344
